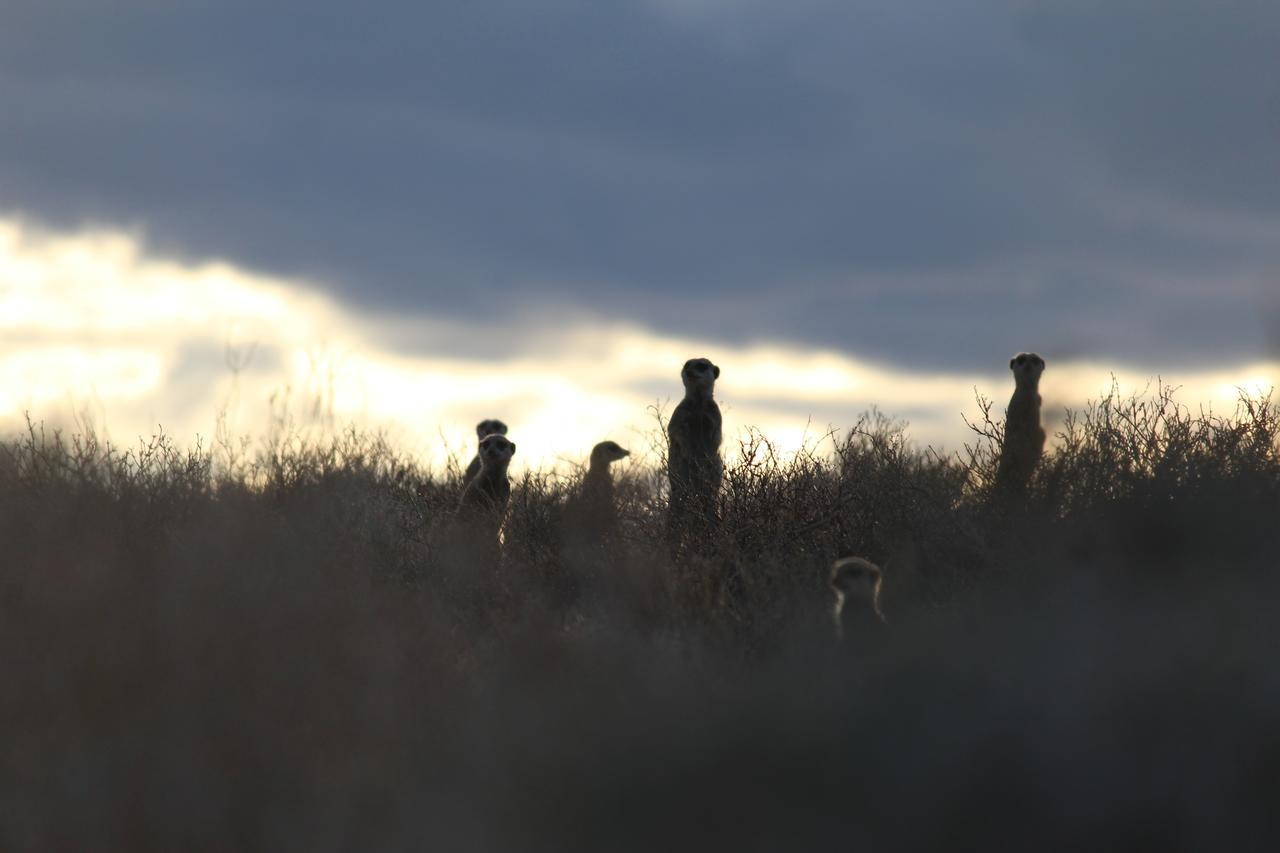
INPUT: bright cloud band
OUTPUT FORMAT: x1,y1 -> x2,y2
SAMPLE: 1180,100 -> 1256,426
1,216 -> 1276,470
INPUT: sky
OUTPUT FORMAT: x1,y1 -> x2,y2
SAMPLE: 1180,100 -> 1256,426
2,1 -> 1279,468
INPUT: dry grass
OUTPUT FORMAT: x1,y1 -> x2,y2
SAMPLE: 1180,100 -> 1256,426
2,387 -> 1279,850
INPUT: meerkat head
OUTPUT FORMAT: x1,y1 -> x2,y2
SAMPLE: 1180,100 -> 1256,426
830,556 -> 885,622
590,440 -> 630,468
477,433 -> 516,469
476,418 -> 509,440
1009,352 -> 1045,387
681,357 -> 720,396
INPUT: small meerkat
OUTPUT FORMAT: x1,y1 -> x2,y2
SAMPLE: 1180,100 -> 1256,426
457,433 -> 516,531
994,352 -> 1046,500
667,358 -> 723,533
582,440 -> 630,508
830,556 -> 886,643
464,418 -> 508,484
567,440 -> 631,541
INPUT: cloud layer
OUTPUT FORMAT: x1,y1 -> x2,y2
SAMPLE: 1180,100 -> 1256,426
3,218 -> 1276,471
3,1 -> 1279,371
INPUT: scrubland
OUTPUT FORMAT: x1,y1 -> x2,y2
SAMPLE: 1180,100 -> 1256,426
2,385 -> 1278,850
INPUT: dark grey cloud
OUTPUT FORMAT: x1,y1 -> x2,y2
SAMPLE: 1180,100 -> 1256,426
1018,0 -> 1280,213
3,0 -> 1278,371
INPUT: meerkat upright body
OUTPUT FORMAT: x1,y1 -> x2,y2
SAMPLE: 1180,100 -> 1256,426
995,352 -> 1046,501
457,433 -> 516,538
565,440 -> 631,549
464,418 -> 508,484
830,556 -> 886,645
666,358 -> 723,537
579,441 -> 630,524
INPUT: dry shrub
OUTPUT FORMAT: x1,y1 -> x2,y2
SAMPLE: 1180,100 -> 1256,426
2,384 -> 1279,850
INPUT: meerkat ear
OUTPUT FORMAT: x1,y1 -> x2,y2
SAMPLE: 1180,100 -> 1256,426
509,442 -> 517,453
1009,357 -> 1016,369
713,365 -> 720,379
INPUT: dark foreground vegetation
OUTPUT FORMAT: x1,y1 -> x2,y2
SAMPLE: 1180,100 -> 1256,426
3,386 -> 1279,851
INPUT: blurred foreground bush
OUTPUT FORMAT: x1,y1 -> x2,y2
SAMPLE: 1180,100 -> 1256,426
1,388 -> 1278,850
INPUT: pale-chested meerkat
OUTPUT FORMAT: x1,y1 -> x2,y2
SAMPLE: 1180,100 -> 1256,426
457,433 -> 516,535
994,352 -> 1046,500
667,358 -> 723,534
830,556 -> 886,643
464,418 -> 508,483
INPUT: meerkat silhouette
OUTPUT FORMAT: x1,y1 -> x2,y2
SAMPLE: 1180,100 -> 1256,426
464,418 -> 508,484
581,438 -> 629,517
569,440 -> 630,535
667,357 -> 723,540
457,433 -> 516,540
994,352 -> 1046,501
830,556 -> 886,645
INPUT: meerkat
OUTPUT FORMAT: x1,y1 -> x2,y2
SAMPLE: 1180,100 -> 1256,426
457,433 -> 516,536
566,440 -> 631,542
830,556 -> 886,643
581,440 -> 630,508
464,418 -> 508,484
667,357 -> 723,537
994,352 -> 1046,500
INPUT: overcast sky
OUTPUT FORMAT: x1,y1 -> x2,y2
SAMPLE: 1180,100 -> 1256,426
4,0 -> 1279,373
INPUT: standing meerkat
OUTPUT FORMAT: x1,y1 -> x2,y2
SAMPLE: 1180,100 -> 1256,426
566,440 -> 631,542
830,556 -> 886,644
994,352 -> 1046,501
667,357 -> 723,537
457,433 -> 516,536
580,441 -> 630,513
464,418 -> 508,484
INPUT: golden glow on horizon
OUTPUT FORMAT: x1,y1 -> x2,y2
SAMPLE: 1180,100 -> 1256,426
1,217 -> 1277,470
